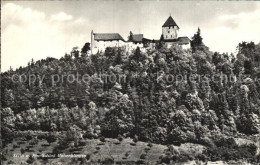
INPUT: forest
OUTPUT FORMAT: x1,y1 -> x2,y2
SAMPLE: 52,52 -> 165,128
1,29 -> 260,164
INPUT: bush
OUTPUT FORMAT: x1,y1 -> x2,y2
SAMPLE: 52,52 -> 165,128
130,142 -> 136,146
144,147 -> 150,153
125,152 -> 129,157
86,154 -> 91,160
13,144 -> 20,148
37,134 -> 47,140
133,136 -> 138,143
204,143 -> 257,162
46,134 -> 57,144
78,140 -> 86,146
1,155 -> 7,161
159,154 -> 171,164
27,155 -> 35,164
117,135 -> 123,142
26,135 -> 33,141
200,137 -> 215,147
29,139 -> 39,145
21,148 -> 25,154
55,139 -> 69,151
135,159 -> 146,164
178,154 -> 192,162
147,142 -> 153,148
101,156 -> 114,164
100,136 -> 106,142
140,153 -> 147,159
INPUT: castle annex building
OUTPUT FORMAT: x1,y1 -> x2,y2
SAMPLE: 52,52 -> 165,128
91,16 -> 190,54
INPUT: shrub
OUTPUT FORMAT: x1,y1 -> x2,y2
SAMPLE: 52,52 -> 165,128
29,139 -> 39,145
144,147 -> 150,153
86,154 -> 91,160
147,142 -> 153,148
159,154 -> 171,164
204,143 -> 257,162
133,136 -> 138,143
83,133 -> 92,139
135,159 -> 146,164
117,135 -> 123,142
102,156 -> 114,164
26,135 -> 33,141
100,136 -> 106,142
200,137 -> 215,147
178,154 -> 192,162
46,134 -> 57,144
140,153 -> 147,159
13,144 -> 20,148
78,140 -> 86,146
21,148 -> 25,154
37,134 -> 47,140
1,155 -> 7,161
213,136 -> 236,148
125,152 -> 129,157
27,155 -> 35,164
130,142 -> 136,146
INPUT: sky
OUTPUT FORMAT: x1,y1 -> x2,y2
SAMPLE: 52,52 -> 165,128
1,1 -> 260,72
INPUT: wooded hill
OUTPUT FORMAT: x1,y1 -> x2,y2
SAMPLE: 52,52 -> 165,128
1,30 -> 260,162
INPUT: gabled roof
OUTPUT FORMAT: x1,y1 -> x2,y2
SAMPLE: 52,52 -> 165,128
162,16 -> 179,28
161,37 -> 190,44
163,39 -> 179,42
178,37 -> 190,45
143,38 -> 152,42
132,34 -> 143,42
94,33 -> 125,41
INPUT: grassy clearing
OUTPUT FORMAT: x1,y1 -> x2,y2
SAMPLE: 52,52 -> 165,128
3,135 -> 258,165
3,137 -> 168,164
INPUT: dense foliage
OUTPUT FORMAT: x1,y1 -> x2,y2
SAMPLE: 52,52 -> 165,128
1,35 -> 260,162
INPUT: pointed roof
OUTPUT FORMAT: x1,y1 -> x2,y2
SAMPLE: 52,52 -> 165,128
162,16 -> 179,28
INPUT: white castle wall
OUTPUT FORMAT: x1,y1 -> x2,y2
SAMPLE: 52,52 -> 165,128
92,40 -> 125,54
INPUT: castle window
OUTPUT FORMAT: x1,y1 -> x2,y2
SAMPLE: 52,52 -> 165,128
169,26 -> 170,29
168,31 -> 170,33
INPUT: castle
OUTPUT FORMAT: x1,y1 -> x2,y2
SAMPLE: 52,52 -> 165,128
91,16 -> 190,54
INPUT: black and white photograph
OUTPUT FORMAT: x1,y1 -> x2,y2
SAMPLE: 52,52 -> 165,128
1,1 -> 260,164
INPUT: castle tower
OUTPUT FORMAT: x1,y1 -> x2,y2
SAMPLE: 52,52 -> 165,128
162,16 -> 179,40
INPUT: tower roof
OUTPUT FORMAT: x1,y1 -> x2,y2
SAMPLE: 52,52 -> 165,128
162,16 -> 179,28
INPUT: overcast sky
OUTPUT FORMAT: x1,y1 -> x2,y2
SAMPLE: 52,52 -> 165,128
1,1 -> 260,72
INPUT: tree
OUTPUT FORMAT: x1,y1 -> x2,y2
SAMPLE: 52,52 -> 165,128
244,60 -> 253,74
81,42 -> 90,54
102,92 -> 134,137
27,155 -> 35,164
1,108 -> 16,146
128,31 -> 134,41
114,48 -> 123,65
157,34 -> 165,49
191,27 -> 205,52
46,134 -> 57,144
71,47 -> 80,58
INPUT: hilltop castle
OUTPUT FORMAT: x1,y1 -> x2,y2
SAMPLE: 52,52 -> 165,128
91,16 -> 190,54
